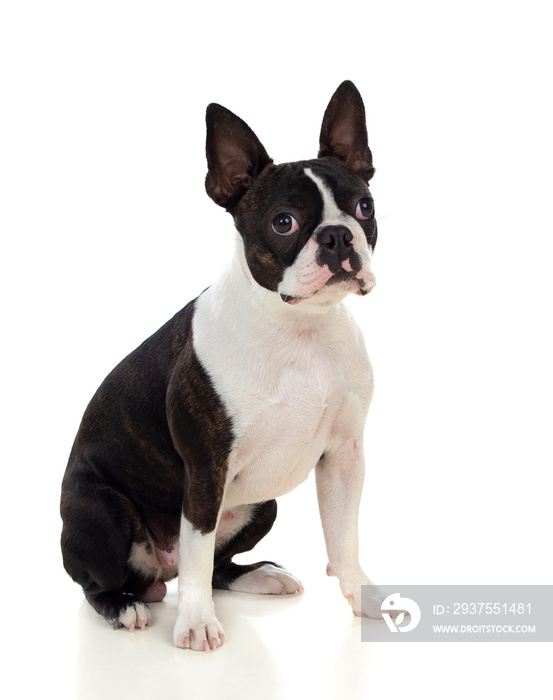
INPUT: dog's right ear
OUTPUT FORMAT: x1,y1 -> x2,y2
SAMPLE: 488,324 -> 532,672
205,104 -> 273,211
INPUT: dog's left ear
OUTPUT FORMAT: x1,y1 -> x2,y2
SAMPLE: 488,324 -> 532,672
205,104 -> 273,211
318,81 -> 374,182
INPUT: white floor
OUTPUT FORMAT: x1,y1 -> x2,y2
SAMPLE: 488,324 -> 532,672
38,580 -> 552,700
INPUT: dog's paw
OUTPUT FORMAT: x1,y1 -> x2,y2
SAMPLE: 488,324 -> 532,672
229,563 -> 304,595
357,584 -> 389,619
113,601 -> 151,631
173,614 -> 225,651
328,566 -> 390,619
343,584 -> 402,620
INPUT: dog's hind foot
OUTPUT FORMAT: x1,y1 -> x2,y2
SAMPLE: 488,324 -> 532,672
86,591 -> 152,631
228,562 -> 304,595
113,600 -> 152,631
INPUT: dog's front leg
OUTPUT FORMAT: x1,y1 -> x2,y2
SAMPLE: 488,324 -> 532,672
169,444 -> 228,651
167,342 -> 232,651
316,437 -> 383,618
173,513 -> 225,650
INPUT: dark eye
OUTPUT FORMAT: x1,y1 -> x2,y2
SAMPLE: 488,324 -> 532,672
272,213 -> 300,236
355,197 -> 374,221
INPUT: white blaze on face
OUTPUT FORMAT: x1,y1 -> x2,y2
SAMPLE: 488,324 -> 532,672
278,168 -> 376,303
305,168 -> 352,223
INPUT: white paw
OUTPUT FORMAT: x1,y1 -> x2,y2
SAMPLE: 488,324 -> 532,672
113,601 -> 151,631
359,585 -> 389,619
343,583 -> 400,620
229,563 -> 304,595
173,618 -> 225,651
328,565 -> 387,619
173,601 -> 225,651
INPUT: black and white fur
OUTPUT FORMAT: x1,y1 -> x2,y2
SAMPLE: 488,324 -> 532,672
61,80 -> 386,651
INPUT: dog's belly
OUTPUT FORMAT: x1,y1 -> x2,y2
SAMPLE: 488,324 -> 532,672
224,437 -> 324,507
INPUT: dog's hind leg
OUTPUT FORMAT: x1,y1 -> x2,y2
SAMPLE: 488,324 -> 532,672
212,500 -> 304,595
60,474 -> 157,630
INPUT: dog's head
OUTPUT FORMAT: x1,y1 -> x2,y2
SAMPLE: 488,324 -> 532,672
205,81 -> 377,309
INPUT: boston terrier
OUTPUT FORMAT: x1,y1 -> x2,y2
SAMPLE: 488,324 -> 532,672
61,80 -> 385,651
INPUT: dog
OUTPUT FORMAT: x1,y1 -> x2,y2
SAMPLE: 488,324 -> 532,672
61,80 -> 384,651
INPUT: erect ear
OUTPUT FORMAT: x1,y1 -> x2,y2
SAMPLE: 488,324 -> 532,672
205,104 -> 273,211
318,80 -> 374,182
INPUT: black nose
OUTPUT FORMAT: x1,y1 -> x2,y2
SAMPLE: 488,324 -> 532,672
316,225 -> 356,272
318,225 -> 353,253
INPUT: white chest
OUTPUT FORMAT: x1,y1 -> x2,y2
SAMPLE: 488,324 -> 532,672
225,344 -> 347,505
192,258 -> 372,508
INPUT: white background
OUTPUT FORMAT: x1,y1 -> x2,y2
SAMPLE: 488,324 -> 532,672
1,1 -> 552,698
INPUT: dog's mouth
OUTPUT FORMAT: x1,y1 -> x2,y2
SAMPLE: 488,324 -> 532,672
280,273 -> 367,305
280,294 -> 303,305
325,269 -> 357,286
280,261 -> 375,305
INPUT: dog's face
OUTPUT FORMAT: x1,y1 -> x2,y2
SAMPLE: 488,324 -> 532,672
205,81 -> 377,309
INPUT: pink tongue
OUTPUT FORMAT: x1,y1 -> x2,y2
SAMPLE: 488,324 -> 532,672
287,298 -> 301,305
